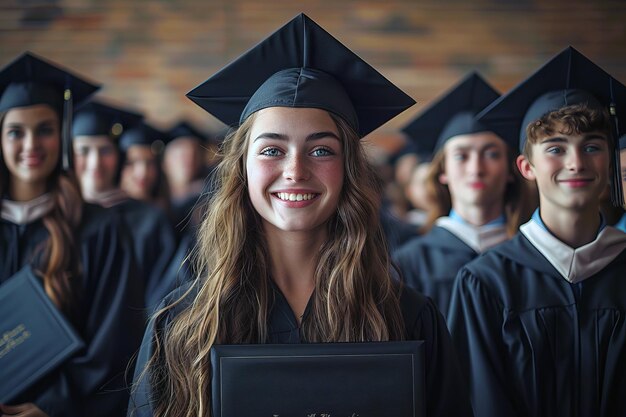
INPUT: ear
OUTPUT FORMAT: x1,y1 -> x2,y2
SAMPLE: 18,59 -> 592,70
438,172 -> 448,185
516,154 -> 536,181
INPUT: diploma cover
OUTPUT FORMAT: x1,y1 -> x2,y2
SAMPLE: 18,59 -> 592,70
0,265 -> 83,402
211,341 -> 424,417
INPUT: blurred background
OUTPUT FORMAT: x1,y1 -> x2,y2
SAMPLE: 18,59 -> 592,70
1,0 -> 625,153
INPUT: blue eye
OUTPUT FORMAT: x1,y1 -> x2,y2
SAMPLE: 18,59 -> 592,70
583,144 -> 601,153
311,147 -> 333,157
37,126 -> 55,137
546,147 -> 562,154
5,128 -> 23,140
77,147 -> 90,156
485,150 -> 502,160
452,153 -> 467,161
260,147 -> 282,157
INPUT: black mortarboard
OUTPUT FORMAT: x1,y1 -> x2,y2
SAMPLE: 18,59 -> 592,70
401,72 -> 500,158
186,13 -> 415,138
167,120 -> 209,145
119,121 -> 168,156
0,52 -> 100,170
72,100 -> 143,140
477,46 -> 626,205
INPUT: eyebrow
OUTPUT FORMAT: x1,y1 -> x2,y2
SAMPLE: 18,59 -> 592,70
253,131 -> 341,142
4,119 -> 57,128
540,133 -> 607,144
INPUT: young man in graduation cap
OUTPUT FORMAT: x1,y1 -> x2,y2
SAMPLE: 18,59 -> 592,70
393,72 -> 528,318
447,47 -> 626,417
72,101 -> 178,313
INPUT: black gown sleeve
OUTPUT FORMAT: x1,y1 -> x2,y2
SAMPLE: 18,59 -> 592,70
447,266 -> 520,417
127,283 -> 196,417
31,207 -> 145,417
400,286 -> 474,417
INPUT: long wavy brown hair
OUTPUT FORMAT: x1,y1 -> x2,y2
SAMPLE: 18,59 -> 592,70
141,110 -> 406,417
422,137 -> 532,237
0,109 -> 83,323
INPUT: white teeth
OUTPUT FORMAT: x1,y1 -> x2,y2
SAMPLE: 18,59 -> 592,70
276,193 -> 316,201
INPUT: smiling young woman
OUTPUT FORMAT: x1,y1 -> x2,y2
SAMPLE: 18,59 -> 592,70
128,13 -> 472,417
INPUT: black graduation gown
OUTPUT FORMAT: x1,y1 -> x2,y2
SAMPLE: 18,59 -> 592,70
0,203 -> 145,417
380,207 -> 419,253
128,282 -> 473,417
109,198 -> 178,312
393,226 -> 478,318
447,233 -> 626,417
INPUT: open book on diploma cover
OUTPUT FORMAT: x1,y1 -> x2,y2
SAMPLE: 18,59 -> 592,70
210,340 -> 425,417
0,265 -> 83,403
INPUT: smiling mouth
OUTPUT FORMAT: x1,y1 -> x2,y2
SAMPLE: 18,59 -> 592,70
274,192 -> 319,202
21,155 -> 45,166
560,178 -> 593,185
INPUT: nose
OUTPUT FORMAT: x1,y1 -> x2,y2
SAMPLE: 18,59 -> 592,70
135,161 -> 149,178
283,153 -> 310,182
86,150 -> 101,171
467,152 -> 484,177
22,130 -> 36,151
566,148 -> 585,173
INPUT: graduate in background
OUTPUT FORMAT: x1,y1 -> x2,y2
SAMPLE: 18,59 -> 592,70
448,47 -> 626,417
0,53 -> 144,417
615,134 -> 626,231
119,121 -> 171,212
72,101 -> 178,313
163,120 -> 215,237
393,72 -> 529,317
129,14 -> 472,417
404,158 -> 433,228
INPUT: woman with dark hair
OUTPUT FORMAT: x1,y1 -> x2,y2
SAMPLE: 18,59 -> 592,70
119,121 -> 171,212
0,53 -> 144,417
129,13 -> 472,417
393,72 -> 532,318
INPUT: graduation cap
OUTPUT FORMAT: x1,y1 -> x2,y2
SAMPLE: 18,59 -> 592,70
0,52 -> 100,171
119,121 -> 168,156
476,46 -> 626,206
186,13 -> 415,138
401,72 -> 500,159
72,100 -> 143,140
167,120 -> 210,145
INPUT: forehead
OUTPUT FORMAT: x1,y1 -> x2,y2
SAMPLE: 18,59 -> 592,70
3,104 -> 59,125
73,135 -> 114,147
249,107 -> 339,137
165,137 -> 200,152
535,129 -> 608,144
126,145 -> 155,159
444,131 -> 506,150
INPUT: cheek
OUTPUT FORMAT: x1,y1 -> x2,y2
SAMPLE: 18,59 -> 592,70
318,162 -> 344,191
43,136 -> 60,159
246,159 -> 271,195
74,156 -> 87,172
442,162 -> 461,184
488,159 -> 510,178
103,156 -> 118,173
1,140 -> 15,163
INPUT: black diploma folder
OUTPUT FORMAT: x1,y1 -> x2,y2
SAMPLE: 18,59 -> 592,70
211,340 -> 424,417
0,265 -> 83,402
